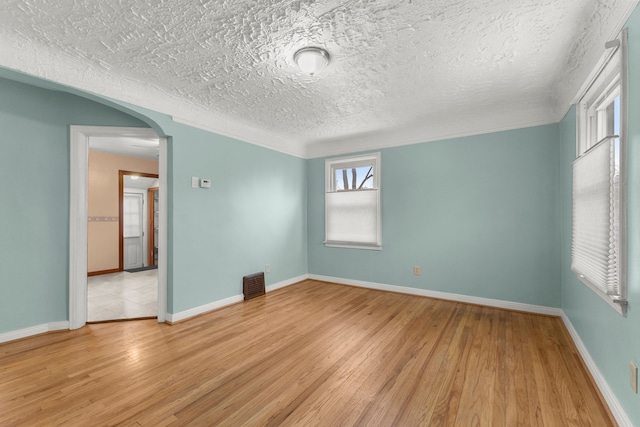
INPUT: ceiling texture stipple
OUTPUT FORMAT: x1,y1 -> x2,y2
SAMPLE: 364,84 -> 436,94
0,0 -> 637,158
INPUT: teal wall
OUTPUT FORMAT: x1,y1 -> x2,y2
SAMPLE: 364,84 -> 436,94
96,108 -> 308,314
0,71 -> 308,332
73,89 -> 309,314
168,123 -> 307,312
3,12 -> 640,420
559,8 -> 640,425
0,77 -> 148,333
308,125 -> 562,307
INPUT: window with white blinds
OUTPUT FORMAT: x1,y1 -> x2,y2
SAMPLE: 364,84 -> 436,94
572,139 -> 619,293
325,153 -> 381,249
572,30 -> 627,315
124,194 -> 142,238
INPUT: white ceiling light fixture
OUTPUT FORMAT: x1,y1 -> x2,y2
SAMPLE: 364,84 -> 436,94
294,47 -> 330,76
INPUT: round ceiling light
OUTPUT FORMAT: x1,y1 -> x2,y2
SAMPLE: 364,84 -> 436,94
294,47 -> 330,76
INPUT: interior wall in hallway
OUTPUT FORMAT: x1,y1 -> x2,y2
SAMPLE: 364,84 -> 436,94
88,151 -> 158,273
0,77 -> 148,334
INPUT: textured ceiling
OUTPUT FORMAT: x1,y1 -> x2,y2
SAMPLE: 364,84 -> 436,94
90,136 -> 160,160
123,175 -> 159,190
0,0 -> 637,157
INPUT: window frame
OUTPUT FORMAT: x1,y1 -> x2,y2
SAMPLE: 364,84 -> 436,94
573,30 -> 628,316
324,152 -> 382,250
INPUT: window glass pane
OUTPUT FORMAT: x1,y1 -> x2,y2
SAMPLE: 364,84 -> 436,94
334,166 -> 374,191
596,94 -> 618,141
124,195 -> 141,238
614,95 -> 620,136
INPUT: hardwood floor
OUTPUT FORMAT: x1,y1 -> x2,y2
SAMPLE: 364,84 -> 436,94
0,280 -> 614,426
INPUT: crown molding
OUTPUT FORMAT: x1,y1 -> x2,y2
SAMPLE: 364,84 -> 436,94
171,115 -> 305,158
2,0 -> 637,163
305,115 -> 558,159
0,33 -> 304,157
555,0 -> 639,117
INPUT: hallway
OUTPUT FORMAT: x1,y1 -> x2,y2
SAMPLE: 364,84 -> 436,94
88,270 -> 157,322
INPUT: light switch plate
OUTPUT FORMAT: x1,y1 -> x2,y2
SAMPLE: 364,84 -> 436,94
191,177 -> 199,188
630,362 -> 638,393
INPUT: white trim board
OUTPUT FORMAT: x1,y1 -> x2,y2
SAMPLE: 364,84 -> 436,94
165,273 -> 631,425
69,126 -> 168,328
309,274 -> 563,316
561,313 -> 633,427
0,321 -> 69,344
308,275 -> 630,425
171,116 -> 306,159
166,274 -> 309,323
305,117 -> 558,159
0,275 -> 631,425
166,294 -> 245,324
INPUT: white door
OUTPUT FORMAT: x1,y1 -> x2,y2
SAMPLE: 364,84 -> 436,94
123,193 -> 144,270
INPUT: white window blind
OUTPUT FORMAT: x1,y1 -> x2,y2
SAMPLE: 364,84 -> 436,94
571,138 -> 619,296
326,189 -> 379,245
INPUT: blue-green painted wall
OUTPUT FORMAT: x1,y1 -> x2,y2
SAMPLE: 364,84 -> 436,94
0,77 -> 148,333
74,92 -> 309,315
559,8 -> 640,425
167,123 -> 307,313
4,14 -> 640,420
97,110 -> 308,314
0,71 -> 308,332
308,124 -> 562,307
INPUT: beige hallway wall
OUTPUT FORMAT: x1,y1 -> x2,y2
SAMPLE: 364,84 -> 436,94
88,151 -> 158,273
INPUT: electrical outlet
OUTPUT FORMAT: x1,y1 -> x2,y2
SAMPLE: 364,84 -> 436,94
630,362 -> 638,393
265,264 -> 271,273
413,266 -> 421,276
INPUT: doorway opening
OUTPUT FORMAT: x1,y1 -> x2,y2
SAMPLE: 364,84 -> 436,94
70,126 -> 168,328
119,171 -> 159,272
86,170 -> 160,322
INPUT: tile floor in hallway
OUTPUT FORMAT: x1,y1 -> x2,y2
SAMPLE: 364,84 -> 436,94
88,270 -> 157,322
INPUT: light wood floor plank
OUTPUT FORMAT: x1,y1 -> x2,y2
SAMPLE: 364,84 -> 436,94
0,280 -> 615,426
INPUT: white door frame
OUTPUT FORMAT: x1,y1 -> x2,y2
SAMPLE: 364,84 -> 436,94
69,126 -> 168,329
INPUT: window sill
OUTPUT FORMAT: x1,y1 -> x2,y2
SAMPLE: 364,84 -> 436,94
324,241 -> 382,251
573,270 -> 626,316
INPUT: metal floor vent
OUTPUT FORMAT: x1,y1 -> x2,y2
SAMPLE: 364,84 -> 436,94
243,272 -> 265,301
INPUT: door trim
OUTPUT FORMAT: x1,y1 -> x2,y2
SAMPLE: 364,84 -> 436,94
69,126 -> 168,329
147,186 -> 159,266
119,171 -> 158,272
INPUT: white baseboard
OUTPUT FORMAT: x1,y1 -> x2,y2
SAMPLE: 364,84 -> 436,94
308,274 -> 629,425
0,321 -> 69,344
166,294 -> 244,323
561,313 -> 632,427
166,274 -> 309,323
309,274 -> 563,316
1,275 -> 628,425
267,274 -> 309,292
